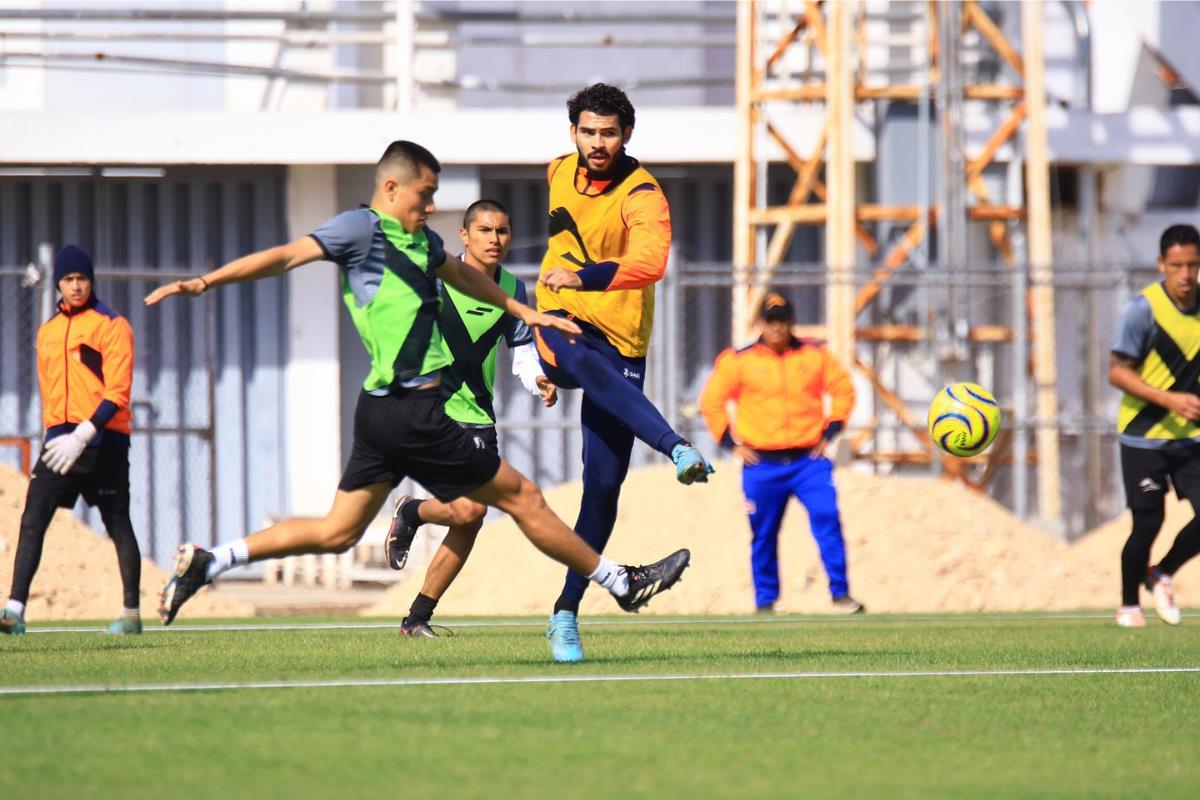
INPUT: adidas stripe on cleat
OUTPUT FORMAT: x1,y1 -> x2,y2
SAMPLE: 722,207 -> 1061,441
614,548 -> 691,613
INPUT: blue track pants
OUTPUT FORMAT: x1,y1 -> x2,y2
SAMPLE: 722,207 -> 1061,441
536,319 -> 686,607
742,456 -> 849,608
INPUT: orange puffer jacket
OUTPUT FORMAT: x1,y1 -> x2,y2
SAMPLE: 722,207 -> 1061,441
37,297 -> 134,438
699,337 -> 854,451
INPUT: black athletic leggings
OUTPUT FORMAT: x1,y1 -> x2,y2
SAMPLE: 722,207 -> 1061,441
1122,507 -> 1200,606
10,443 -> 140,610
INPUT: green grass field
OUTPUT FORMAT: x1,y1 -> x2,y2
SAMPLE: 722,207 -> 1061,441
1,613 -> 1198,799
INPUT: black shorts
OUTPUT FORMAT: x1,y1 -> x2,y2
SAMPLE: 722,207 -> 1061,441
338,389 -> 502,502
1120,443 -> 1200,510
454,423 -> 499,456
30,436 -> 131,509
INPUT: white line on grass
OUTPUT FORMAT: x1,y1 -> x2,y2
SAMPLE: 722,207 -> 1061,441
2,666 -> 1198,697
25,610 -> 1163,635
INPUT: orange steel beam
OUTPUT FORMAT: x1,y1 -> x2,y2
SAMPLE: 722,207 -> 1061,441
853,355 -> 968,482
963,0 -> 1025,75
756,83 -> 1020,103
966,103 -> 1026,179
763,16 -> 809,77
0,437 -> 32,476
855,217 -> 930,313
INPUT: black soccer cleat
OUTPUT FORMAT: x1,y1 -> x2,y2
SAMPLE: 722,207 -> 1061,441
614,548 -> 691,613
385,495 -> 420,571
399,618 -> 438,638
159,544 -> 214,626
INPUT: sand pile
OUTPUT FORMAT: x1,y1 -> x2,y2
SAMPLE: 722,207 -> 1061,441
0,466 -> 252,621
365,460 -> 1200,617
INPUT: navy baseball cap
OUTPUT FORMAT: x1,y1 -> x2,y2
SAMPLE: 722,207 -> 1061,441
759,291 -> 794,323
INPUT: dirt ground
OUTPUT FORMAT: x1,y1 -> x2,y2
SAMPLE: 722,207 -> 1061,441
0,466 -> 252,621
6,458 -> 1196,623
365,460 -> 1200,618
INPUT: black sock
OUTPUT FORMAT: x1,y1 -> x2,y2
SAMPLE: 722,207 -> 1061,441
406,593 -> 438,625
553,595 -> 581,615
401,498 -> 424,529
1122,508 -> 1163,606
1158,515 -> 1200,576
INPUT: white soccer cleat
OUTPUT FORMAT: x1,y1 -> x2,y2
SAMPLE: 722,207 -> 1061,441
1146,569 -> 1182,626
1115,606 -> 1146,628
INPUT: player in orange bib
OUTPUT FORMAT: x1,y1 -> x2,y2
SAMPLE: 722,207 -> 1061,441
536,84 -> 714,662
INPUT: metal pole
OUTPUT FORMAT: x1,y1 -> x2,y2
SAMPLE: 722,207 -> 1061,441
1012,260 -> 1029,520
37,243 -> 54,325
732,0 -> 757,343
1022,0 -> 1063,532
1080,167 -> 1102,530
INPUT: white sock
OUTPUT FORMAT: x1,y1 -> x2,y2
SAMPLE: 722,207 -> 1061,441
5,599 -> 25,616
123,607 -> 140,621
206,539 -> 251,581
589,556 -> 629,597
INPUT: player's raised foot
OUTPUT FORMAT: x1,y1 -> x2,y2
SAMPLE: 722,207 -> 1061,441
385,495 -> 420,570
832,595 -> 865,614
159,544 -> 214,626
546,610 -> 584,663
1145,567 -> 1182,625
671,443 -> 715,485
613,548 -> 691,613
106,616 -> 143,635
0,608 -> 25,636
399,617 -> 438,638
1115,605 -> 1146,628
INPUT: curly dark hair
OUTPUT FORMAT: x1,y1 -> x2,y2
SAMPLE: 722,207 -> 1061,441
567,83 -> 635,129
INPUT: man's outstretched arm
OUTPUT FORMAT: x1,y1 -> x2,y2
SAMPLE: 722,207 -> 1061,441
437,254 -> 581,338
144,236 -> 325,306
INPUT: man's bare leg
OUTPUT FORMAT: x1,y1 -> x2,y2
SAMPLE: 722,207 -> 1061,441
159,483 -> 392,624
245,483 -> 393,559
466,461 -> 600,575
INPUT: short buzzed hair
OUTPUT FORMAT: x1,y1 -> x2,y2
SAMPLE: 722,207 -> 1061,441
462,199 -> 509,230
1160,224 -> 1200,256
375,140 -> 441,185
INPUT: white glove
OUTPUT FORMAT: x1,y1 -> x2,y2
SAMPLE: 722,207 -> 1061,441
42,420 -> 97,475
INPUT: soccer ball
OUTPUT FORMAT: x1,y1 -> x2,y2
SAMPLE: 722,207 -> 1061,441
927,382 -> 1002,457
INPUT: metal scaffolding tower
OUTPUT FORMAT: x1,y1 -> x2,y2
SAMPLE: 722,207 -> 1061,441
733,0 -> 1060,526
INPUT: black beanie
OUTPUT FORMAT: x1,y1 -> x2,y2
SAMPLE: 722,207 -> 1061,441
54,244 -> 94,285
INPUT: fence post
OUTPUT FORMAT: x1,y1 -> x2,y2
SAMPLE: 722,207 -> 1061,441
1012,262 -> 1030,520
37,243 -> 54,326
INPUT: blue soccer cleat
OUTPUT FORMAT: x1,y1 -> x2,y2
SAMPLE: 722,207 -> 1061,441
106,616 -> 143,635
546,610 -> 584,663
671,442 -> 715,485
0,608 -> 25,636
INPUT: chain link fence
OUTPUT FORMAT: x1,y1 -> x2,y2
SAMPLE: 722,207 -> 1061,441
0,256 -> 217,563
492,255 -> 1155,541
2,247 -> 1159,552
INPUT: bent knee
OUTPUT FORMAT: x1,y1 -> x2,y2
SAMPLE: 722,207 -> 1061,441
448,501 -> 487,527
507,477 -> 548,517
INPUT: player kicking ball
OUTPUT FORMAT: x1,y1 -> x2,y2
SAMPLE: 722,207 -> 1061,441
145,140 -> 690,626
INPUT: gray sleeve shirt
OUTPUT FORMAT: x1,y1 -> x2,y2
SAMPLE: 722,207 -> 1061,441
1112,294 -> 1155,364
308,209 -> 376,271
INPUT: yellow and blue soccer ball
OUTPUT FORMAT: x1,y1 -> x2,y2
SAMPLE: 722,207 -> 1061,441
927,382 -> 1002,457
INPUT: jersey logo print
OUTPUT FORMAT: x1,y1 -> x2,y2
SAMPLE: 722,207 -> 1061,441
465,306 -> 494,317
548,207 -> 594,268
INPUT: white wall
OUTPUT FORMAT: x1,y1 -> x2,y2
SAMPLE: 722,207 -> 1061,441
284,165 -> 342,515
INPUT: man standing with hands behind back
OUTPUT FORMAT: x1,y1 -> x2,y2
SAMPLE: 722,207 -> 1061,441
699,291 -> 862,615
